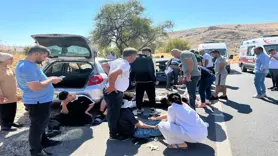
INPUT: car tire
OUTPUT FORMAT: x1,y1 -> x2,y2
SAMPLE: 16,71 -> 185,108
241,65 -> 247,72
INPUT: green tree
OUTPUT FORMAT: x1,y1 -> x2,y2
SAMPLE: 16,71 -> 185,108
91,0 -> 173,54
23,46 -> 30,54
163,39 -> 190,52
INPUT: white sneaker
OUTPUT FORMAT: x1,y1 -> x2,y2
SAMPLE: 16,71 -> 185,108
252,95 -> 263,99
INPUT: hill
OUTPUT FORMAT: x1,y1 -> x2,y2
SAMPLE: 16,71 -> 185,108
168,22 -> 278,55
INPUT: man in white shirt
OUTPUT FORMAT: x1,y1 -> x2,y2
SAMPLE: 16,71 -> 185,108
199,50 -> 214,73
101,48 -> 137,141
268,49 -> 278,91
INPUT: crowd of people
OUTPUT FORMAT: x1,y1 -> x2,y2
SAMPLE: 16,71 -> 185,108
0,44 -> 277,156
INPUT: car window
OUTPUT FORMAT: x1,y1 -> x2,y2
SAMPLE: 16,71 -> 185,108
48,45 -> 90,57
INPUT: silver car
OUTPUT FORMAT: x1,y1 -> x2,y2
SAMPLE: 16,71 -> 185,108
33,34 -> 108,103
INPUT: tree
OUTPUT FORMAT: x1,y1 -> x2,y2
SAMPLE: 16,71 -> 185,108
23,46 -> 30,54
163,39 -> 190,52
91,0 -> 173,54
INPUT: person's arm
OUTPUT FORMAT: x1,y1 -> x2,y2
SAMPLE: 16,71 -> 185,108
260,55 -> 269,72
135,120 -> 156,129
166,59 -> 172,67
149,114 -> 168,121
204,59 -> 209,67
61,101 -> 70,114
21,67 -> 62,91
272,54 -> 278,60
85,104 -> 94,117
148,58 -> 157,82
101,63 -> 110,75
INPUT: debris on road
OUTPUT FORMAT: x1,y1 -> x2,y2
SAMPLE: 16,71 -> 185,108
146,144 -> 159,151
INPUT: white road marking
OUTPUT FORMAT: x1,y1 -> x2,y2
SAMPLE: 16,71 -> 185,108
214,102 -> 233,156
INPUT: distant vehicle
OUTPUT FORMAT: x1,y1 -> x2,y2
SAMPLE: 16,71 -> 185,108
239,35 -> 278,72
153,58 -> 170,82
198,41 -> 232,73
34,34 -> 108,103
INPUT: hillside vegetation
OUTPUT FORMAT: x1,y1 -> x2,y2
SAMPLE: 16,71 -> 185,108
168,22 -> 278,55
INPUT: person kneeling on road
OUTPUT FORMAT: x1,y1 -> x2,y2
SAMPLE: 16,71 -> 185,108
150,93 -> 208,149
54,91 -> 95,126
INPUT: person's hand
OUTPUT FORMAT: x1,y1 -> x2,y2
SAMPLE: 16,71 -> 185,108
0,95 -> 5,103
105,85 -> 118,94
154,125 -> 159,129
61,108 -> 69,114
50,77 -> 63,84
149,116 -> 157,121
85,111 -> 92,117
155,81 -> 159,85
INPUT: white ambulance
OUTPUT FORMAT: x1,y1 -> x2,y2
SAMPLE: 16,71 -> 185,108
239,35 -> 278,72
198,41 -> 232,73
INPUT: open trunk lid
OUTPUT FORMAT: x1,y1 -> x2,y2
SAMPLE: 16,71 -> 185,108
31,34 -> 96,61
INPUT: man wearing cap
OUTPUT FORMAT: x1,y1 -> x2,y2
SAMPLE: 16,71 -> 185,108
170,49 -> 201,110
101,47 -> 137,141
210,50 -> 228,100
15,45 -> 62,156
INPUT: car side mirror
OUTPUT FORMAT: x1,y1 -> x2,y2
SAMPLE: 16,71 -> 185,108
229,55 -> 234,59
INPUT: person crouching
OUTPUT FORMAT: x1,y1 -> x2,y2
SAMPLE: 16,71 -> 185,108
150,93 -> 208,149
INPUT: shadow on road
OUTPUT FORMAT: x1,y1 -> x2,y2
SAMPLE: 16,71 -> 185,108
163,143 -> 215,156
226,85 -> 240,90
105,139 -> 140,156
261,96 -> 278,105
49,127 -> 93,156
222,100 -> 253,114
229,69 -> 242,75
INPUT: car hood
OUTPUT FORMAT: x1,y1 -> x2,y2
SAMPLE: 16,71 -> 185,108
31,34 -> 96,61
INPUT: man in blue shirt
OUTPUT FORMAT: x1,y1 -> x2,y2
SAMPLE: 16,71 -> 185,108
253,47 -> 269,98
16,45 -> 62,156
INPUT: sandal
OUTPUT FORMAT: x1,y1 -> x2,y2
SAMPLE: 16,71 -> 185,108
167,143 -> 188,149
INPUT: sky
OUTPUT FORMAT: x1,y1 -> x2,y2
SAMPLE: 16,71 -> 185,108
0,0 -> 278,46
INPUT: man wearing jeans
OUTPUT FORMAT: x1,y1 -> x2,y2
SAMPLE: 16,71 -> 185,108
102,48 -> 137,141
253,47 -> 269,98
15,45 -> 62,156
170,49 -> 201,110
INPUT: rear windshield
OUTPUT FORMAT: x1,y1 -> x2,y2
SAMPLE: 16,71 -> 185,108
156,61 -> 167,72
264,44 -> 278,54
48,45 -> 91,57
204,49 -> 227,57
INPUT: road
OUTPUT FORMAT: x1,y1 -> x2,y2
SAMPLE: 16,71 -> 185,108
1,64 -> 277,156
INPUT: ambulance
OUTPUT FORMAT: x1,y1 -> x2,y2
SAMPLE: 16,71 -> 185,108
239,35 -> 278,72
198,41 -> 232,73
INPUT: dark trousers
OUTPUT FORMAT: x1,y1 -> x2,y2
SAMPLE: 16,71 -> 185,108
52,113 -> 92,126
166,69 -> 180,88
25,102 -> 51,155
199,77 -> 215,103
136,82 -> 156,110
103,91 -> 123,137
185,76 -> 201,110
269,69 -> 278,87
0,102 -> 17,128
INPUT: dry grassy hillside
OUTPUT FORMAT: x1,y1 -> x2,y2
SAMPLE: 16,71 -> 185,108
168,22 -> 278,55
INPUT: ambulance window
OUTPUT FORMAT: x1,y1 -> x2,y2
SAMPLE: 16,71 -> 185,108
247,46 -> 255,56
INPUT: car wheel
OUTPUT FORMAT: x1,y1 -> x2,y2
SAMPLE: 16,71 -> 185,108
241,65 -> 247,72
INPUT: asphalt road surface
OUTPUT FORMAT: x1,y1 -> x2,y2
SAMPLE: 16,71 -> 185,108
1,64 -> 278,156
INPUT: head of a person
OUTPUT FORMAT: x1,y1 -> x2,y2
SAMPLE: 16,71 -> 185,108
170,49 -> 182,58
199,50 -> 205,55
122,47 -> 138,63
0,52 -> 14,66
268,48 -> 276,55
211,50 -> 221,58
161,55 -> 164,58
58,91 -> 75,102
254,47 -> 264,55
26,45 -> 51,64
141,47 -> 152,57
110,51 -> 115,55
167,93 -> 182,105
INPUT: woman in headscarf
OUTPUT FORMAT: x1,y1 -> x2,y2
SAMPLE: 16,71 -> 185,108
0,52 -> 21,131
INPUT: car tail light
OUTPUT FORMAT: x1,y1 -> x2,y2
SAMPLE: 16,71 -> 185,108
88,75 -> 104,86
